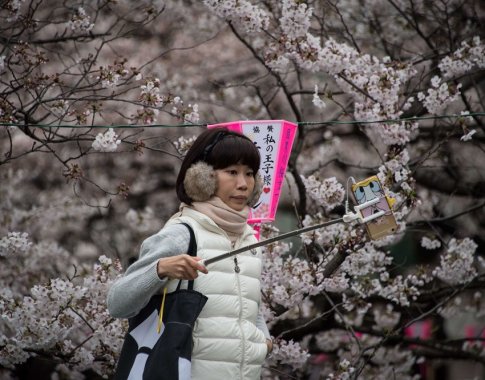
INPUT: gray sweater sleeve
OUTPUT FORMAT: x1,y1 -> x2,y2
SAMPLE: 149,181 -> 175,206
107,223 -> 191,318
256,309 -> 271,340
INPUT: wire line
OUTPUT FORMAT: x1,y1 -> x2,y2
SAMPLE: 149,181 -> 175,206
0,112 -> 483,130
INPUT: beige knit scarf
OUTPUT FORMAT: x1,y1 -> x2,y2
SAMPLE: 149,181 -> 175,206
189,196 -> 249,242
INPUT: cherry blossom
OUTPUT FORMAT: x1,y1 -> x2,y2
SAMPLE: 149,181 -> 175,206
312,85 -> 327,109
203,0 -> 269,33
301,175 -> 345,211
421,236 -> 441,250
92,129 -> 122,152
266,339 -> 310,370
1,1 -> 485,378
67,7 -> 94,33
439,37 -> 485,79
460,129 -> 476,141
417,76 -> 462,115
432,238 -> 478,285
0,232 -> 31,256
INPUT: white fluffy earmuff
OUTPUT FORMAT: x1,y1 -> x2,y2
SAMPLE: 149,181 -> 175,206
184,161 -> 263,207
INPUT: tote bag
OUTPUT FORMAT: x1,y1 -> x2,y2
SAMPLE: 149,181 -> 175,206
113,223 -> 208,380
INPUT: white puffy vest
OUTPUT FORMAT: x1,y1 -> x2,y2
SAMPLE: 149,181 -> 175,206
165,208 -> 268,380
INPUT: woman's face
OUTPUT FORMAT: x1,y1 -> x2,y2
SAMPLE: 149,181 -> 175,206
214,164 -> 255,211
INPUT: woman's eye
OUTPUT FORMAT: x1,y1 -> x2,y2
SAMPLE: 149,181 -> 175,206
247,172 -> 254,177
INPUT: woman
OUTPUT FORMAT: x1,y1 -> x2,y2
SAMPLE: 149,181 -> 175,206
108,127 -> 273,379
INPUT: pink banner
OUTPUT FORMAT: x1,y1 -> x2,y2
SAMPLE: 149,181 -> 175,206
208,120 -> 297,225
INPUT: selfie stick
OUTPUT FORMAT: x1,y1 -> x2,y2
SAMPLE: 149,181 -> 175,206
201,197 -> 382,267
342,197 -> 384,223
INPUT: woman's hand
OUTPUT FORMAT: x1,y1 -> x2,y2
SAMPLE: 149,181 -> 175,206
266,339 -> 273,357
157,255 -> 208,280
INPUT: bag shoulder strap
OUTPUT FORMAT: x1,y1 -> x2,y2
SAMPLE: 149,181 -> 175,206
176,222 -> 197,291
179,222 -> 197,257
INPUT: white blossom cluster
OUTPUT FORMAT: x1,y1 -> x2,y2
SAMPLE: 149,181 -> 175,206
9,194 -> 99,244
239,96 -> 267,119
432,237 -> 477,285
135,74 -> 165,121
125,207 -> 158,233
462,338 -> 484,356
315,329 -> 351,352
312,84 -> 327,109
372,303 -> 401,330
264,11 -> 420,145
460,129 -> 476,142
140,78 -> 164,107
439,292 -> 485,320
267,32 -> 418,145
97,66 -> 129,89
4,0 -> 24,21
378,273 -> 431,307
184,104 -> 200,124
475,291 -> 485,319
421,236 -> 441,250
301,213 -> 352,250
0,232 -> 31,257
342,243 -> 392,278
317,331 -> 420,379
364,345 -> 418,379
0,256 -> 125,377
345,58 -> 418,145
326,358 -> 355,380
0,236 -> 78,304
266,339 -> 310,370
67,7 -> 94,33
460,118 -> 476,142
337,296 -> 372,326
261,243 -> 323,309
412,188 -> 440,220
301,175 -> 345,212
174,134 -> 197,155
92,128 -> 122,152
99,71 -> 121,88
265,54 -> 291,74
439,36 -> 485,79
331,334 -> 419,380
417,75 -> 462,115
322,273 -> 349,293
171,96 -> 200,124
377,148 -> 410,184
49,99 -> 70,118
438,295 -> 464,319
201,1 -> 478,151
330,233 -> 429,317
203,0 -> 269,33
280,0 -> 313,40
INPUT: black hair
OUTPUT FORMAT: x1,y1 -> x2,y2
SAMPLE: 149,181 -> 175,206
176,127 -> 261,204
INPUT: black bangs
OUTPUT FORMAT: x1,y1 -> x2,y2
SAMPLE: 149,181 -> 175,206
206,135 -> 260,173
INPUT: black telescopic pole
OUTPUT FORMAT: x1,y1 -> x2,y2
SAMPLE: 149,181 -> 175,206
203,218 -> 344,266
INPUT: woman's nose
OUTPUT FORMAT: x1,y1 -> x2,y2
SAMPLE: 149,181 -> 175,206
236,174 -> 248,189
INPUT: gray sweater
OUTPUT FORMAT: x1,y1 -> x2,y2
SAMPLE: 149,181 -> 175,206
107,223 -> 271,339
